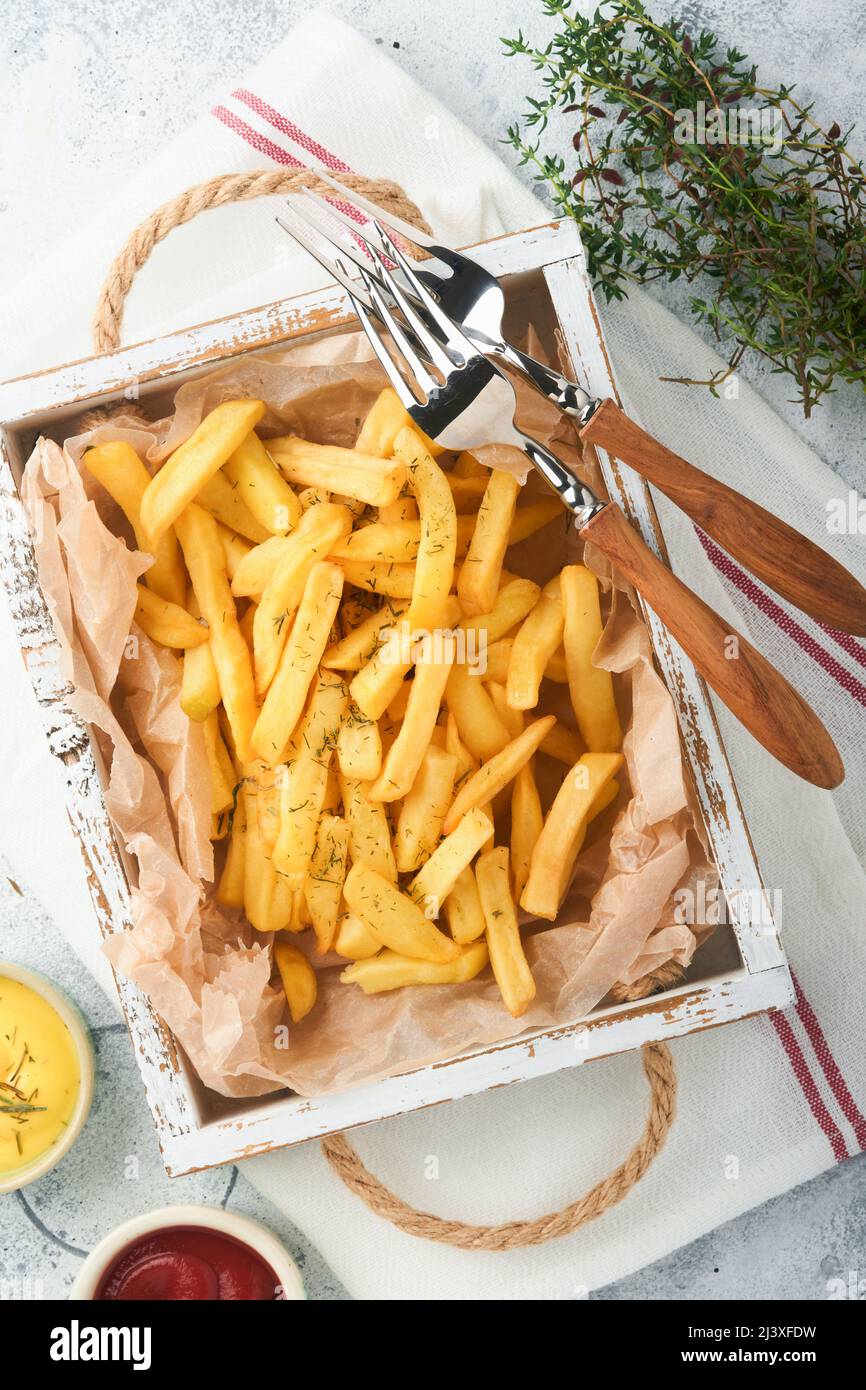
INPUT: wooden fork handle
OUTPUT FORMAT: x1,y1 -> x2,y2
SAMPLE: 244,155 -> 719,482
581,399 -> 866,636
580,503 -> 844,789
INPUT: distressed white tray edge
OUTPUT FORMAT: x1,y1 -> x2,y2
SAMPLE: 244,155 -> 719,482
0,217 -> 793,1177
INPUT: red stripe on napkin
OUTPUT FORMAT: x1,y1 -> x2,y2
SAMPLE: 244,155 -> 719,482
818,623 -> 866,670
696,529 -> 866,708
232,92 -> 353,172
770,1013 -> 849,1161
212,105 -> 304,167
792,971 -> 866,1151
221,97 -> 369,233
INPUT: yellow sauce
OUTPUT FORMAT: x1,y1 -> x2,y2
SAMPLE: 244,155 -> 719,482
0,976 -> 81,1176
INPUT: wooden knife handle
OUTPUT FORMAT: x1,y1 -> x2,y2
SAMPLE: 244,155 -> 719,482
580,503 -> 844,789
581,399 -> 866,636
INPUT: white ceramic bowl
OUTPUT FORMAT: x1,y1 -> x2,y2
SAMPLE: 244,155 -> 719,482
69,1204 -> 306,1300
0,960 -> 94,1195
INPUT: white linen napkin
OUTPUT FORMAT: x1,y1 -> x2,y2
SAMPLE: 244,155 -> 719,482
1,11 -> 864,1300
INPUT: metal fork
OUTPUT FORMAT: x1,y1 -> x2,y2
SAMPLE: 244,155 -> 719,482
304,223 -> 842,790
291,169 -> 596,422
277,171 -> 866,640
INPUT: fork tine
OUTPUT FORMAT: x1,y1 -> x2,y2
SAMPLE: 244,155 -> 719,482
342,266 -> 420,410
374,221 -> 479,362
296,187 -> 394,262
361,268 -> 439,395
366,245 -> 455,377
275,212 -> 375,310
288,192 -> 388,280
312,168 -> 437,251
296,187 -> 435,302
282,205 -> 442,376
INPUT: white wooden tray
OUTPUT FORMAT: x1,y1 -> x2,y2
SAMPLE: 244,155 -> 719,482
0,220 -> 792,1176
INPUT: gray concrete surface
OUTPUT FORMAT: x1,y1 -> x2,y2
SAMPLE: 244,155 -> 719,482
1,0 -> 864,1302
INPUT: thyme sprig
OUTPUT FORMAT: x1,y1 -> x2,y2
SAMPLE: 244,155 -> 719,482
503,0 -> 866,415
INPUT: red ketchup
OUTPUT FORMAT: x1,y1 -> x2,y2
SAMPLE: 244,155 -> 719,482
94,1226 -> 280,1301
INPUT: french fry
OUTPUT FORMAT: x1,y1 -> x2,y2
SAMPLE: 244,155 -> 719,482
452,450 -> 486,478
141,399 -> 265,547
339,773 -> 397,881
393,426 -> 457,631
379,496 -> 419,524
332,492 -> 367,519
322,766 -> 341,812
202,710 -> 235,813
480,637 -> 513,684
224,431 -> 301,535
457,468 -> 521,616
486,680 -> 523,740
253,503 -> 353,694
349,596 -> 460,723
304,815 -> 350,953
285,887 -> 310,934
239,783 -> 296,934
329,517 -> 440,564
341,940 -> 488,994
445,711 -> 479,788
355,386 -> 444,458
238,599 -> 257,652
175,504 -> 258,763
546,648 -> 568,682
445,661 -> 511,762
251,562 -> 344,763
350,649 -> 411,722
273,941 -> 317,1023
268,875 -> 296,933
343,864 -> 460,963
269,437 -> 407,506
180,591 -> 221,722
339,593 -> 379,635
335,559 -> 417,598
561,564 -> 623,753
255,759 -> 282,853
337,704 -> 383,781
298,486 -> 331,510
443,865 -> 487,945
500,498 -> 562,547
196,470 -> 271,543
272,672 -> 348,883
368,633 -> 456,801
394,744 -> 458,873
408,806 -> 492,917
521,752 -> 624,920
133,583 -> 209,649
83,440 -> 187,606
448,476 -> 488,511
538,719 -> 585,766
484,637 -> 568,687
511,760 -> 543,902
231,534 -> 294,598
476,846 -> 536,1018
242,782 -> 277,932
216,523 -> 253,582
457,576 -> 540,646
442,715 -> 555,833
333,912 -> 382,960
216,795 -> 246,908
506,575 -> 564,710
218,705 -> 239,770
323,599 -> 409,670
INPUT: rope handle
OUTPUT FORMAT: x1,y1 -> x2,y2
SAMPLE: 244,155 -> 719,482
93,167 -> 680,1250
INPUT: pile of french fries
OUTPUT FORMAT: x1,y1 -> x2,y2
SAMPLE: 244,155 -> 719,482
84,387 -> 623,1026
